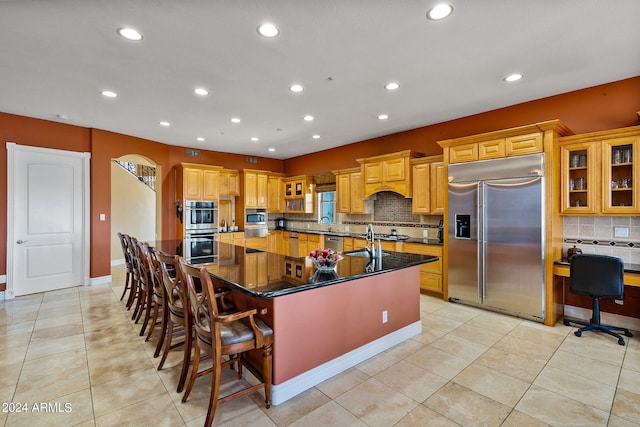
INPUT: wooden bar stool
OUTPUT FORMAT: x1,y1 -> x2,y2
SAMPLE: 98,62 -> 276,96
178,259 -> 273,426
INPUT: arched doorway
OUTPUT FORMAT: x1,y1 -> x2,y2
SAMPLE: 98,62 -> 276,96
110,154 -> 162,265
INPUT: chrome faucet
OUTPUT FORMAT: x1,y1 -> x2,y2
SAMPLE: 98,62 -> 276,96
320,215 -> 332,232
365,223 -> 376,258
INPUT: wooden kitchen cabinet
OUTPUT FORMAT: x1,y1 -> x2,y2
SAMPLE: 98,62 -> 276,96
219,169 -> 239,197
242,169 -> 268,208
402,242 -> 443,295
445,132 -> 543,164
244,250 -> 268,288
307,233 -> 324,252
411,156 -> 445,215
602,136 -> 639,214
282,175 -> 314,213
268,230 -> 286,254
334,167 -> 371,214
245,236 -> 268,251
357,150 -> 423,198
178,163 -> 222,201
267,174 -> 285,213
559,140 -> 598,214
558,126 -> 640,215
298,233 -> 309,258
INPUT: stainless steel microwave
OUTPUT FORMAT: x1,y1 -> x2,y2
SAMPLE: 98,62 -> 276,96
246,209 -> 266,225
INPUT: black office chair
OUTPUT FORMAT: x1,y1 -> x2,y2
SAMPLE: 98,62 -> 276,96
563,254 -> 633,346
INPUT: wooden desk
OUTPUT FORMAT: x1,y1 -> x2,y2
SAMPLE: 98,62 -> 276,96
553,264 -> 640,287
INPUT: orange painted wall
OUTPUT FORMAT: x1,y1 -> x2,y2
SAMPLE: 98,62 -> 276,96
284,76 -> 640,175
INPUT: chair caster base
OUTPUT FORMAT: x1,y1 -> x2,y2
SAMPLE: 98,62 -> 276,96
618,338 -> 626,346
625,331 -> 633,337
574,330 -> 582,337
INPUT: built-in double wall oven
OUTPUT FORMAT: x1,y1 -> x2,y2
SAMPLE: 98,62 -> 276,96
184,200 -> 218,263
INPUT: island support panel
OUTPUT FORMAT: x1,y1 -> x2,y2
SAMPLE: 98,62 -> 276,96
230,266 -> 421,405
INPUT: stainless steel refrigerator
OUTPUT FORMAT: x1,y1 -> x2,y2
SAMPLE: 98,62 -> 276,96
447,153 -> 545,322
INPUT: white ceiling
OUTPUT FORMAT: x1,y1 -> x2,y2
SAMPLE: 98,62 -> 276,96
1,1 -> 639,160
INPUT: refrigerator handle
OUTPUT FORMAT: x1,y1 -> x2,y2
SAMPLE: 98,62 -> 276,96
477,181 -> 484,301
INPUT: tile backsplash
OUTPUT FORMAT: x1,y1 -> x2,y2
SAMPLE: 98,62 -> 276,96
273,191 -> 443,240
563,216 -> 640,264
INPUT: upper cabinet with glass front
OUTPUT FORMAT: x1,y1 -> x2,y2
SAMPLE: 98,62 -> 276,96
602,136 -> 639,214
558,126 -> 640,215
559,141 -> 598,214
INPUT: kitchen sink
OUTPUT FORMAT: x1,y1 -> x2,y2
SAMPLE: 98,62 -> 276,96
344,250 -> 390,258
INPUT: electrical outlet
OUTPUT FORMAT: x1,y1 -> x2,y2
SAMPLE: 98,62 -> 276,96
345,225 -> 349,232
614,227 -> 629,238
382,310 -> 388,323
423,230 -> 428,238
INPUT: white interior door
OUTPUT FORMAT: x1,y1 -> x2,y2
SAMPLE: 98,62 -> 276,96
6,143 -> 90,298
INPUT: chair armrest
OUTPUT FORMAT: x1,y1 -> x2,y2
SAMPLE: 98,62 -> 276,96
216,308 -> 269,346
216,309 -> 257,323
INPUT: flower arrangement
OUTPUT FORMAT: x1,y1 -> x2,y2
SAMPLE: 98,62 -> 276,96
309,248 -> 343,270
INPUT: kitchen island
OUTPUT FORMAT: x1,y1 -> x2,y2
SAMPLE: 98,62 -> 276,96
158,241 -> 438,405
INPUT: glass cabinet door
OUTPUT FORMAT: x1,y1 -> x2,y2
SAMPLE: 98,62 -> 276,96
602,136 -> 639,214
560,142 -> 597,214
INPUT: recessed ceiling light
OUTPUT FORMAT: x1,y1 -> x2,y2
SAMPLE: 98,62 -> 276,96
385,82 -> 400,90
196,137 -> 205,142
378,114 -> 389,120
268,148 -> 276,152
193,88 -> 209,96
251,137 -> 259,142
304,115 -> 314,121
289,84 -> 304,92
312,134 -> 320,139
101,90 -> 118,98
257,23 -> 279,38
426,4 -> 454,20
230,117 -> 241,123
159,121 -> 171,127
504,73 -> 524,82
117,27 -> 143,41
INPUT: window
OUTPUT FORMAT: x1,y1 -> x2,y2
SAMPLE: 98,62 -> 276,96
318,191 -> 335,224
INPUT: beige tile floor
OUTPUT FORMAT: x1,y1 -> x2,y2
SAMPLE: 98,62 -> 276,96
1,265 -> 640,426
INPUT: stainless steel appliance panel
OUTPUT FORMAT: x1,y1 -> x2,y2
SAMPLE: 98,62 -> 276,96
185,229 -> 218,262
447,153 -> 545,322
447,181 -> 481,304
185,200 -> 218,231
483,177 -> 544,318
324,235 -> 344,253
246,208 -> 266,225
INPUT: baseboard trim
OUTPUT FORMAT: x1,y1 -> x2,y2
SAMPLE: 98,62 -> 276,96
90,275 -> 112,286
270,321 -> 422,406
110,258 -> 125,267
564,305 -> 640,332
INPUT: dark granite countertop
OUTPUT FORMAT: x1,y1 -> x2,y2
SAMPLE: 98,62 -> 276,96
554,258 -> 640,274
155,240 -> 438,299
270,228 -> 444,246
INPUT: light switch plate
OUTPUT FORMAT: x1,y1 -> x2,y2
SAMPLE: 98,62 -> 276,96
614,227 -> 629,238
99,213 -> 106,221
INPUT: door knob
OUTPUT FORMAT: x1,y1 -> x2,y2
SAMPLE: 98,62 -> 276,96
17,240 -> 28,244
